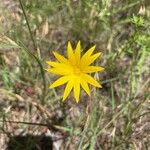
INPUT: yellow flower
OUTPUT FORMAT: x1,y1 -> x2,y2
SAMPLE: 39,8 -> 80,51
46,41 -> 104,103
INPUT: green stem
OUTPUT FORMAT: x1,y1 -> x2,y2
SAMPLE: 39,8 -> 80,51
18,0 -> 37,53
19,41 -> 46,104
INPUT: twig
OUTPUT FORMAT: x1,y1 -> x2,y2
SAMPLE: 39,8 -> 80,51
0,120 -> 69,135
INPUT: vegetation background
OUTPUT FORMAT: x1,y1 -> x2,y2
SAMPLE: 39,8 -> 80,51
0,0 -> 150,149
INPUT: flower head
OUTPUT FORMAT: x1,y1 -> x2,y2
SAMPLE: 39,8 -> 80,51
46,41 -> 104,103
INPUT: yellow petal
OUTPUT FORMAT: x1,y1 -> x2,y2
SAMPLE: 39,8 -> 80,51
46,61 -> 58,67
46,61 -> 65,67
73,79 -> 80,103
50,76 -> 70,88
81,45 -> 96,63
46,61 -> 72,70
63,79 -> 74,101
82,52 -> 101,67
47,68 -> 72,75
67,41 -> 75,64
80,79 -> 91,96
75,41 -> 81,62
82,74 -> 102,88
82,66 -> 104,73
53,51 -> 69,64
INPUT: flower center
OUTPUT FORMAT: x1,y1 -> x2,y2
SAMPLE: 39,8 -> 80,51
73,67 -> 81,75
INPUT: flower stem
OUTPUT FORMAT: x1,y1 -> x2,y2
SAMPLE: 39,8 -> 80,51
18,0 -> 37,55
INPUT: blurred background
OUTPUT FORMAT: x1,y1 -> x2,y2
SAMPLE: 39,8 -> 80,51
0,0 -> 150,149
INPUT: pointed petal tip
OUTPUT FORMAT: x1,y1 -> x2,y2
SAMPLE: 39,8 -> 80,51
62,97 -> 66,101
52,51 -> 60,56
62,93 -> 68,101
101,67 -> 105,72
68,41 -> 72,46
77,40 -> 81,44
75,98 -> 80,103
97,84 -> 102,88
52,51 -> 56,57
67,41 -> 74,53
97,52 -> 102,56
86,45 -> 96,53
46,61 -> 54,66
52,51 -> 56,55
97,67 -> 105,72
76,41 -> 81,49
46,61 -> 49,64
91,44 -> 96,50
88,92 -> 91,96
74,90 -> 80,103
49,85 -> 53,89
98,52 -> 103,58
100,52 -> 102,56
